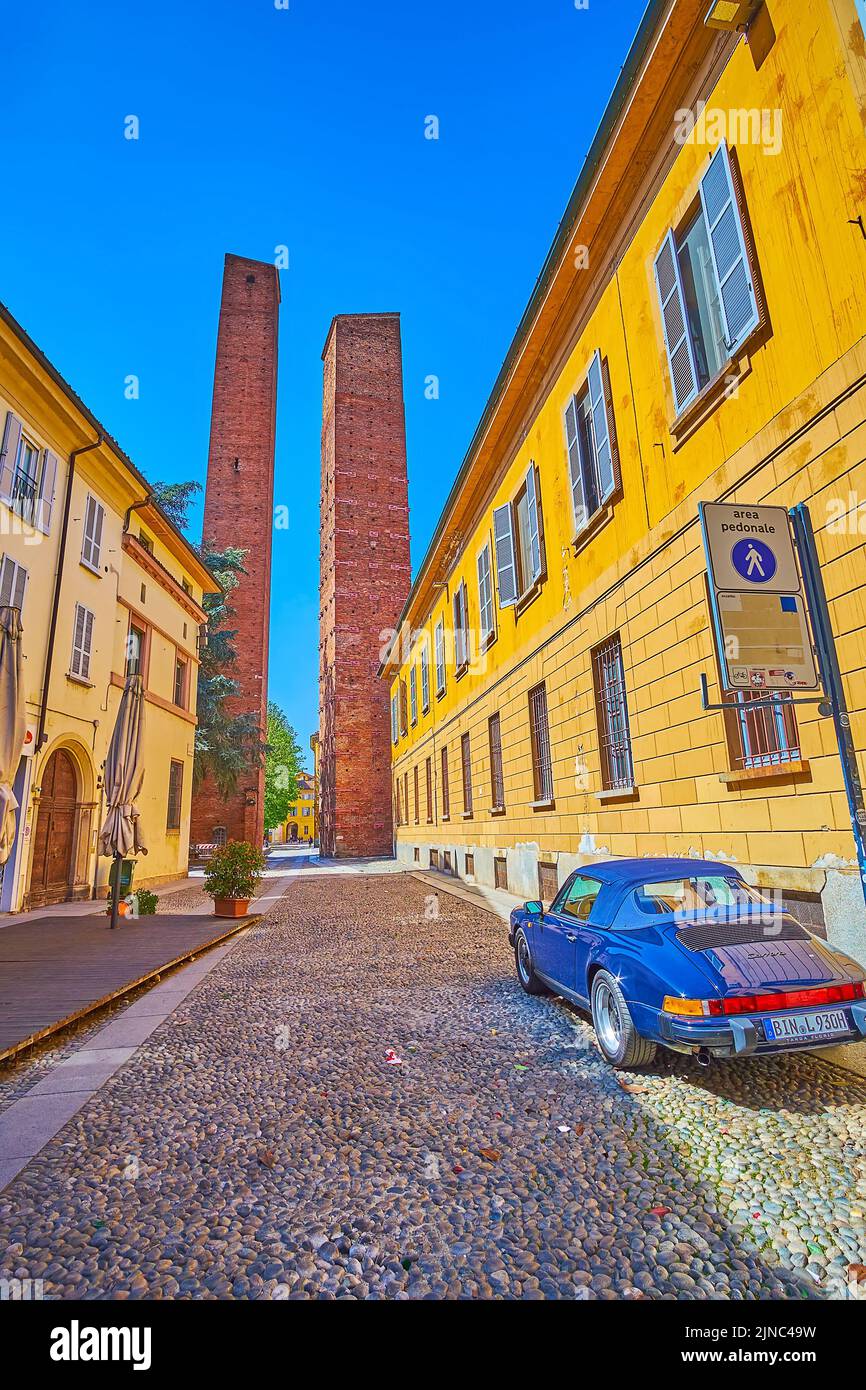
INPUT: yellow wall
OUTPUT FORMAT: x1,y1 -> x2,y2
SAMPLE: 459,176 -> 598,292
0,306 -> 211,910
281,775 -> 316,842
387,0 -> 866,938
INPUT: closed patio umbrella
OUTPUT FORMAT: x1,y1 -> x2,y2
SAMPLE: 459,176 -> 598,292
0,606 -> 26,865
99,672 -> 147,928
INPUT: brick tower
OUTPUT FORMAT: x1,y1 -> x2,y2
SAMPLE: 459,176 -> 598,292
319,314 -> 411,857
189,253 -> 280,848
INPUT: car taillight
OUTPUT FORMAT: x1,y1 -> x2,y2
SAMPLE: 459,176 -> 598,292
706,981 -> 865,1017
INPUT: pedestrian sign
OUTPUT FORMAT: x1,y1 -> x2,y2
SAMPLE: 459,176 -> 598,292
700,502 -> 819,691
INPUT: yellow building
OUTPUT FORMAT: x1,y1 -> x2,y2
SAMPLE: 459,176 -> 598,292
384,0 -> 866,956
280,770 -> 316,844
0,298 -> 217,911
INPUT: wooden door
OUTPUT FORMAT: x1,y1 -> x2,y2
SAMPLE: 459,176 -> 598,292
29,750 -> 78,907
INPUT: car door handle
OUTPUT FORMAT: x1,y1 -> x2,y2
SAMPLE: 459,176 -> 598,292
565,932 -> 578,943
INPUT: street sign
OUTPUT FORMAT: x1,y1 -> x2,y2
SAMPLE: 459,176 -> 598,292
700,502 -> 819,691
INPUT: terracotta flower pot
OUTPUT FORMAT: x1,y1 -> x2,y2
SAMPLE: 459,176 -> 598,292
212,897 -> 251,918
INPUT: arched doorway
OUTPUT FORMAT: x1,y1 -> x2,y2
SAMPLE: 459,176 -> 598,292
29,749 -> 79,908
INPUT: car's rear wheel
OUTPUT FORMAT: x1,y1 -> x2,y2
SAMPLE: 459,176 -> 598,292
591,970 -> 656,1069
514,927 -> 547,995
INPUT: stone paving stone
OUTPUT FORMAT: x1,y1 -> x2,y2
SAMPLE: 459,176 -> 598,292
0,872 -> 863,1300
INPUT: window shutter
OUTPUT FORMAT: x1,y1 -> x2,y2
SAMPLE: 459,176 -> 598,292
452,589 -> 463,667
600,356 -> 622,494
699,143 -> 759,353
0,556 -> 27,612
654,230 -> 699,414
82,495 -> 105,569
493,503 -> 518,607
564,397 -> 588,534
435,620 -> 446,692
477,545 -> 493,639
37,450 -> 59,535
525,464 -> 542,583
588,351 -> 615,502
0,412 -> 22,503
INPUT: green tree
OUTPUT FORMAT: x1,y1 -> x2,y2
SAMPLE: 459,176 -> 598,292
264,703 -> 304,832
151,480 -> 202,534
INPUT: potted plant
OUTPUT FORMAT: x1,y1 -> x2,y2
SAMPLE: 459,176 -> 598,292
203,840 -> 266,917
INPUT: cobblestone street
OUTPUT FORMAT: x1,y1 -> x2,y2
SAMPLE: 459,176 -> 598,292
2,872 -> 865,1300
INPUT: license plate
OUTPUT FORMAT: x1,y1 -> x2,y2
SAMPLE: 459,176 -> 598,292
762,1009 -> 850,1042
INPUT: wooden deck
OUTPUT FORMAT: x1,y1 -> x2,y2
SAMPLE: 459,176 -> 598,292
0,912 -> 256,1063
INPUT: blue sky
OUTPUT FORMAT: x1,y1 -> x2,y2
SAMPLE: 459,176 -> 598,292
1,0 -> 647,760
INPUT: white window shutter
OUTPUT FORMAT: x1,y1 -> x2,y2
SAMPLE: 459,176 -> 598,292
0,413 -> 22,503
588,351 -> 615,501
493,503 -> 517,607
0,557 -> 28,612
565,397 -> 588,534
525,465 -> 542,583
654,230 -> 699,413
37,450 -> 59,535
699,143 -> 759,353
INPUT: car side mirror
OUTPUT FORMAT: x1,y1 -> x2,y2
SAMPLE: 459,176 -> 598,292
524,900 -> 543,917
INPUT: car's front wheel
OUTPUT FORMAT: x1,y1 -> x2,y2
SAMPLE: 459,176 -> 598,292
514,927 -> 547,995
591,970 -> 656,1069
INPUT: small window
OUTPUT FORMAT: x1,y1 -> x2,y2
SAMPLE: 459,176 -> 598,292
494,856 -> 508,890
126,623 -> 146,677
461,732 -> 472,815
399,679 -> 408,736
528,683 -> 554,803
430,848 -> 439,870
725,689 -> 800,772
440,745 -> 450,819
138,530 -> 154,555
409,666 -> 418,725
592,635 -> 634,791
70,603 -> 95,681
181,577 -> 192,597
403,771 -> 409,828
443,850 -> 453,875
453,580 -> 469,674
390,692 -> 399,744
11,435 -> 40,525
538,861 -> 558,903
414,847 -> 420,863
465,852 -> 475,877
0,555 -> 28,612
434,619 -> 446,697
413,764 -> 419,824
213,825 -> 227,847
425,756 -> 433,822
654,142 -> 760,415
81,495 -> 105,572
167,760 -> 184,830
477,542 -> 495,644
564,350 -> 618,537
420,642 -> 431,712
488,712 -> 505,810
174,655 -> 188,709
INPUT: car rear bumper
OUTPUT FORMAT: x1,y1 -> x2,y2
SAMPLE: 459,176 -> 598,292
646,1001 -> 866,1058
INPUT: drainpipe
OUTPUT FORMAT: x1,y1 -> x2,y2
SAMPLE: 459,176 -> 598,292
37,434 -> 104,749
123,493 -> 153,535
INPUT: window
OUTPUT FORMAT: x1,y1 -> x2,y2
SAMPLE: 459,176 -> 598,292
413,765 -> 419,823
174,655 -> 188,708
420,642 -> 430,712
181,577 -> 192,597
434,618 -> 446,696
394,780 -> 401,826
70,603 -> 95,681
409,665 -> 418,725
138,530 -> 154,555
403,771 -> 408,830
213,825 -> 227,847
391,692 -> 399,744
592,636 -> 635,791
0,555 -> 28,612
654,142 -> 760,414
167,760 -> 184,830
538,861 -> 558,903
634,874 -> 765,917
564,350 -> 618,536
725,689 -> 800,772
81,495 -> 105,572
558,874 -> 602,922
453,579 -> 469,673
399,679 -> 408,736
440,745 -> 450,819
126,623 -> 146,677
494,856 -> 508,890
465,852 -> 474,877
425,756 -> 433,821
461,732 -> 472,815
528,683 -> 554,804
493,463 -> 544,608
0,412 -> 58,535
488,712 -> 505,810
477,542 -> 495,644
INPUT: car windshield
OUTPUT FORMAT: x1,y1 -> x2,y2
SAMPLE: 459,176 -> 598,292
634,876 -> 768,917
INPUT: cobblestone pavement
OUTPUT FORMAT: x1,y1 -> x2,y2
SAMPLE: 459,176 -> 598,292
1,873 -> 865,1300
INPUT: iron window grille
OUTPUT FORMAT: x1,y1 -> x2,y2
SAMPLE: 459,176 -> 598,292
528,682 -> 554,802
726,689 -> 801,771
461,733 -> 473,814
413,765 -> 419,823
425,756 -> 433,821
166,761 -> 184,831
441,746 -> 450,818
592,636 -> 635,790
488,712 -> 505,810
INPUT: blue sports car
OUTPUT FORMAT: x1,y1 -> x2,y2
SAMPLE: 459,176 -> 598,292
509,858 -> 866,1069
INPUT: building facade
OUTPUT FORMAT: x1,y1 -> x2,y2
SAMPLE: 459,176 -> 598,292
318,314 -> 411,857
276,771 -> 317,844
384,0 -> 866,957
0,300 -> 216,912
189,253 -> 279,851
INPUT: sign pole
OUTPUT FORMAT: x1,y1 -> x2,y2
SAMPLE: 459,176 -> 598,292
790,502 -> 866,910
